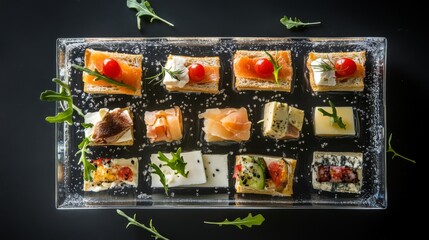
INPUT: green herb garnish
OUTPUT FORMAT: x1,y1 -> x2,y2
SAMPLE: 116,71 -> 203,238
311,58 -> 335,72
149,163 -> 169,195
387,133 -> 416,163
157,147 -> 188,177
264,51 -> 282,85
116,210 -> 169,240
280,16 -> 321,29
204,213 -> 265,229
71,64 -> 136,91
317,100 -> 346,129
127,0 -> 174,30
81,123 -> 93,129
146,66 -> 185,84
76,136 -> 96,181
40,78 -> 84,125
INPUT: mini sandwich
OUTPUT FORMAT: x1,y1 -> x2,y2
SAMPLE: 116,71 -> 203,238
161,55 -> 220,94
84,158 -> 138,192
84,107 -> 134,146
233,50 -> 293,92
83,49 -> 142,96
234,155 -> 297,197
312,151 -> 363,194
306,51 -> 366,92
144,106 -> 183,143
262,101 -> 304,140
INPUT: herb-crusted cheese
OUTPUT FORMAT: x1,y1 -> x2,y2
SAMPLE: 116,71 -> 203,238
288,106 -> 304,131
263,101 -> 289,138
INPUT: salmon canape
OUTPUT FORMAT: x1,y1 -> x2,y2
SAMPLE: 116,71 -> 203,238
144,106 -> 183,143
198,107 -> 251,142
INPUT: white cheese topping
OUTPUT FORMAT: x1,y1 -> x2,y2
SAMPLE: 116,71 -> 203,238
162,56 -> 189,88
311,58 -> 336,86
193,155 -> 229,188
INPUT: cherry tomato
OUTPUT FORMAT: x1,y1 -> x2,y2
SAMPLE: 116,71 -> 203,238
118,167 -> 133,181
334,58 -> 357,77
92,158 -> 104,166
233,164 -> 242,179
188,63 -> 205,82
103,58 -> 122,79
268,160 -> 287,186
254,58 -> 274,77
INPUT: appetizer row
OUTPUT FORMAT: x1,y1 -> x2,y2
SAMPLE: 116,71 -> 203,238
84,151 -> 363,196
83,101 -> 357,146
75,49 -> 366,95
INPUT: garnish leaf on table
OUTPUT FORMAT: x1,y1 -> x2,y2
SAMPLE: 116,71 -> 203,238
264,51 -> 282,85
149,163 -> 169,195
280,16 -> 321,29
72,64 -> 136,91
127,0 -> 174,30
387,133 -> 416,163
117,210 -> 170,240
317,100 -> 347,129
157,147 -> 189,177
40,78 -> 84,124
76,136 -> 96,181
204,213 -> 265,229
146,66 -> 185,84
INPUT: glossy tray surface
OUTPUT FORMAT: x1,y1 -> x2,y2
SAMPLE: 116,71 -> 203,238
56,37 -> 386,209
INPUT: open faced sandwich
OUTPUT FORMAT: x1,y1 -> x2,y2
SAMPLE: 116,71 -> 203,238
144,106 -> 183,143
234,155 -> 297,197
306,51 -> 366,92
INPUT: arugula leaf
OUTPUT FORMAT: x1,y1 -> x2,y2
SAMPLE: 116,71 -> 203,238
317,100 -> 346,129
117,210 -> 170,240
76,136 -> 96,181
280,16 -> 321,29
71,64 -> 136,91
127,0 -> 174,30
40,78 -> 84,124
387,133 -> 416,163
204,213 -> 265,229
81,123 -> 93,129
157,147 -> 188,177
264,51 -> 282,85
149,163 -> 169,195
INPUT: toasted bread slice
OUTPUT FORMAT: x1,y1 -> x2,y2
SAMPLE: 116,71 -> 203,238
233,50 -> 293,92
234,155 -> 296,197
164,55 -> 220,94
306,51 -> 366,92
83,49 -> 142,96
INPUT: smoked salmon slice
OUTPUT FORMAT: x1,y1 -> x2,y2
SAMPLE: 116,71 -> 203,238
144,106 -> 183,143
198,107 -> 251,142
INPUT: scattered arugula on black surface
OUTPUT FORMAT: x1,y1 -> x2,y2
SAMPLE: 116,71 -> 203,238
149,163 -> 169,195
117,210 -> 169,240
204,213 -> 265,229
40,78 -> 84,124
127,0 -> 174,30
264,51 -> 282,85
387,133 -> 416,163
71,64 -> 136,91
76,136 -> 96,181
280,16 -> 321,29
146,66 -> 185,84
317,100 -> 347,129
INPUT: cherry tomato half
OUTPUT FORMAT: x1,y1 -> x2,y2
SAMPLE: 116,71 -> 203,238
118,167 -> 133,181
233,164 -> 242,179
254,58 -> 274,77
103,58 -> 122,79
268,160 -> 288,186
188,63 -> 205,82
334,58 -> 357,77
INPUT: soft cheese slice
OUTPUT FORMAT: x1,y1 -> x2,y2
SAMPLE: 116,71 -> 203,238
288,106 -> 304,131
193,155 -> 229,188
151,150 -> 206,188
314,106 -> 356,136
263,102 -> 289,138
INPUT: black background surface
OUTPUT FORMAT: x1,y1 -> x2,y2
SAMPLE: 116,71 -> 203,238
0,0 -> 422,239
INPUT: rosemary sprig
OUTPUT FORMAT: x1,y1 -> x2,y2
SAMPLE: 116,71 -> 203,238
264,51 -> 282,85
117,210 -> 169,240
317,100 -> 346,129
311,58 -> 334,72
146,66 -> 185,84
387,134 -> 416,163
71,64 -> 136,91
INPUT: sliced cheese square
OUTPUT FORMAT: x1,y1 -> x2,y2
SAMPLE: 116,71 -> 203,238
151,150 -> 206,188
314,107 -> 356,136
193,155 -> 229,188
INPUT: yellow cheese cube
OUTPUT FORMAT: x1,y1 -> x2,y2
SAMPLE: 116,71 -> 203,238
314,107 -> 356,137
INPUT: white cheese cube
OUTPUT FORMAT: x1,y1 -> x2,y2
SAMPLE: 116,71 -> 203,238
263,101 -> 289,138
314,107 -> 356,136
288,106 -> 304,131
193,155 -> 229,188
